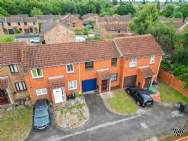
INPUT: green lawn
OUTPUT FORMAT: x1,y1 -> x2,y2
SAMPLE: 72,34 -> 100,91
159,82 -> 188,104
0,107 -> 32,141
106,89 -> 137,115
0,35 -> 15,43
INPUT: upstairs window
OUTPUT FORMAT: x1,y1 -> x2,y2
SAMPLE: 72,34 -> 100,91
66,64 -> 74,73
31,68 -> 43,79
15,81 -> 27,92
85,61 -> 94,70
33,22 -> 36,25
9,64 -> 18,73
7,22 -> 11,26
24,22 -> 27,25
129,57 -> 137,67
150,55 -> 155,64
18,22 -> 20,25
36,88 -> 47,96
111,58 -> 117,67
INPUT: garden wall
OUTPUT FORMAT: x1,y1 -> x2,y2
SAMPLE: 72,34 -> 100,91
158,69 -> 188,97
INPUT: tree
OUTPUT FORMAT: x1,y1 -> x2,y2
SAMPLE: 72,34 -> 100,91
112,0 -> 118,5
162,4 -> 175,17
179,4 -> 188,21
30,7 -> 43,16
129,4 -> 159,34
115,2 -> 135,15
149,22 -> 177,54
0,7 -> 8,16
173,12 -> 183,18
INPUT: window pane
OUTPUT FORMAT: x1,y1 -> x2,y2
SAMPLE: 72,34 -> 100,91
19,82 -> 23,91
22,82 -> 26,90
15,83 -> 20,91
37,68 -> 42,76
111,58 -> 117,66
32,69 -> 37,77
85,61 -> 93,69
13,64 -> 18,72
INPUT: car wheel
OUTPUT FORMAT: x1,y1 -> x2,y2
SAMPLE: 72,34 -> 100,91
136,101 -> 140,106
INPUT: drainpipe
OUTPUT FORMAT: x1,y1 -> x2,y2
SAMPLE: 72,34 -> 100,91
78,63 -> 81,93
156,56 -> 162,80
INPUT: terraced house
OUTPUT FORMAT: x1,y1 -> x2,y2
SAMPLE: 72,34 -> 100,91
0,34 -> 163,106
0,42 -> 29,105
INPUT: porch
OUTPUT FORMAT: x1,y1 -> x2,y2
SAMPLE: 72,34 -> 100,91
97,69 -> 111,93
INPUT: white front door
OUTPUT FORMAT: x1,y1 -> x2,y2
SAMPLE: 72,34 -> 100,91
53,88 -> 64,104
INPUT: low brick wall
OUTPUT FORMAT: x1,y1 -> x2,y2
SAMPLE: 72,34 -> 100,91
174,136 -> 188,141
158,69 -> 188,97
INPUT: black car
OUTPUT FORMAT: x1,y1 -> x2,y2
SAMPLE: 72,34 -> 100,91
125,87 -> 153,107
33,99 -> 51,130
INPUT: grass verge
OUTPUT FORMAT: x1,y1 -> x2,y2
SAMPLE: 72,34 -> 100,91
106,89 -> 137,115
159,82 -> 188,104
0,107 -> 32,141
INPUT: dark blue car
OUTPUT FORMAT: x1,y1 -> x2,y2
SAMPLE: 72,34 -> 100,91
33,99 -> 51,130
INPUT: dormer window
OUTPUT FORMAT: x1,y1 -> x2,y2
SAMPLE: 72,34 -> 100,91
31,68 -> 43,79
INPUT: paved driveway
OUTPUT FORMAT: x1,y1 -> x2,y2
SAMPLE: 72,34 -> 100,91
26,94 -> 188,141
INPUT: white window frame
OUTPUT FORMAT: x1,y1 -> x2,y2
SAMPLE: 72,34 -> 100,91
150,55 -> 155,64
129,57 -> 137,67
36,88 -> 47,96
9,64 -> 18,73
68,80 -> 77,90
111,73 -> 118,81
66,64 -> 74,73
31,68 -> 43,79
15,81 -> 27,92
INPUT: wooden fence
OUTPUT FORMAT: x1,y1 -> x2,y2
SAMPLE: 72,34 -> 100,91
158,69 -> 188,97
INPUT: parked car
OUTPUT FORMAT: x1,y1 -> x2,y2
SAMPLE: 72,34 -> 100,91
33,99 -> 51,130
125,87 -> 153,107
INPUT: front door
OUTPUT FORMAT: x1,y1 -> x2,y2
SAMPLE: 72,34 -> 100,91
53,88 -> 64,104
101,80 -> 108,92
144,77 -> 152,88
0,89 -> 9,105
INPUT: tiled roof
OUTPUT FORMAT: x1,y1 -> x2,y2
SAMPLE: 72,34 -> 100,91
139,67 -> 154,78
97,15 -> 131,23
114,34 -> 164,58
21,40 -> 120,72
48,75 -> 65,89
97,69 -> 111,83
103,23 -> 128,31
0,42 -> 26,65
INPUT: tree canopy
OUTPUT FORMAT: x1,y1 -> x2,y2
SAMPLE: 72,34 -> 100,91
129,4 -> 159,35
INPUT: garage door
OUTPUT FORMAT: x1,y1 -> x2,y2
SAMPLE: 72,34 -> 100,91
82,79 -> 97,93
124,75 -> 137,88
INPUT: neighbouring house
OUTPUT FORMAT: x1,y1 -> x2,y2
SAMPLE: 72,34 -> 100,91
96,15 -> 132,38
61,14 -> 83,29
20,34 -> 163,105
40,20 -> 75,44
0,15 -> 39,35
0,42 -> 29,106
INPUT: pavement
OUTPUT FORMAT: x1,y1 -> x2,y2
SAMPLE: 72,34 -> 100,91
26,94 -> 188,141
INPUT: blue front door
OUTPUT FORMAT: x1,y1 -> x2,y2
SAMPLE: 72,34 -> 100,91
82,79 -> 97,93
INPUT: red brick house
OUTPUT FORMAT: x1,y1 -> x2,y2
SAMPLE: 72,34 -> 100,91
19,34 -> 163,105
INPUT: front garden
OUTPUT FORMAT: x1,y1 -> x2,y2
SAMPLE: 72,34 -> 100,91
102,89 -> 137,115
55,96 -> 89,129
0,106 -> 32,141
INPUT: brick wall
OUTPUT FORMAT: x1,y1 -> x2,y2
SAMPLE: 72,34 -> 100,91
158,69 -> 188,97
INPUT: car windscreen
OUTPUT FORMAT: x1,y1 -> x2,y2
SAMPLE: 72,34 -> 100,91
35,109 -> 48,118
